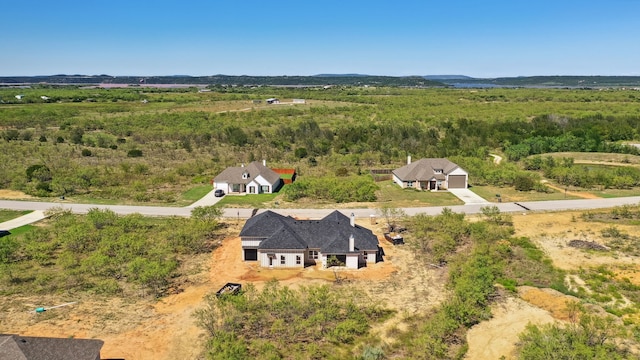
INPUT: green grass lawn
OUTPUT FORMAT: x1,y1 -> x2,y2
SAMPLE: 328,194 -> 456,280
3,224 -> 35,236
376,181 -> 464,207
471,185 -> 582,202
182,185 -> 214,202
215,193 -> 280,208
542,152 -> 640,165
588,188 -> 640,198
0,210 -> 32,223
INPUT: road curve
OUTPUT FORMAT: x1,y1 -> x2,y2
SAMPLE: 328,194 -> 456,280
2,196 -> 640,221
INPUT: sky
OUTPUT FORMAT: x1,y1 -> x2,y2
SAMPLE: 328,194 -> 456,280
2,0 -> 639,78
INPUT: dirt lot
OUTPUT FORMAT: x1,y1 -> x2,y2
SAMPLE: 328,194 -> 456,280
3,210 -> 639,359
0,189 -> 32,200
0,219 -> 446,359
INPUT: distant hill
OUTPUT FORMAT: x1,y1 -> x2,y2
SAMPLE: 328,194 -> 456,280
313,74 -> 370,77
2,74 -> 640,88
0,74 -> 446,87
424,75 -> 474,80
437,75 -> 640,87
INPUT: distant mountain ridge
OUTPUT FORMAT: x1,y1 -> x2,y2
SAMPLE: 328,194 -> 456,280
0,74 -> 445,87
2,74 -> 640,88
424,75 -> 474,80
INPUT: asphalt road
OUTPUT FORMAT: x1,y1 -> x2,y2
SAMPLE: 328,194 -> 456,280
1,196 -> 640,221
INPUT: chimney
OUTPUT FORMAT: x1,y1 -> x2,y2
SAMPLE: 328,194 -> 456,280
263,159 -> 266,166
407,155 -> 412,165
350,212 -> 355,227
349,235 -> 354,252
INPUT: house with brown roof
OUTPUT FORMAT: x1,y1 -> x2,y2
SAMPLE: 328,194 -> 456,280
392,156 -> 468,190
213,160 -> 283,194
0,334 -> 103,360
240,210 -> 380,269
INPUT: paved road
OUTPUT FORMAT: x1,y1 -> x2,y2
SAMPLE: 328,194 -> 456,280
1,196 -> 640,223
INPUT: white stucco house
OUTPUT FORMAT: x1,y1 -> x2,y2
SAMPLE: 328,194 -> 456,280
213,160 -> 283,194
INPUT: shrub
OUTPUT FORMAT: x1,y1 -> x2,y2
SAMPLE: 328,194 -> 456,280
127,149 -> 143,157
81,149 -> 92,157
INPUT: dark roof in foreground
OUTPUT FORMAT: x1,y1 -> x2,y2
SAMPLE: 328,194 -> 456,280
0,334 -> 103,360
241,210 -> 379,253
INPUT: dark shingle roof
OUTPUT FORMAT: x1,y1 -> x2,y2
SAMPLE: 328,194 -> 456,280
214,161 -> 281,185
392,158 -> 462,181
243,210 -> 379,253
0,334 -> 103,360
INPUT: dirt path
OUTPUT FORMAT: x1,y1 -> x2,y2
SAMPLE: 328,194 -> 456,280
541,180 -> 600,199
465,295 -> 555,360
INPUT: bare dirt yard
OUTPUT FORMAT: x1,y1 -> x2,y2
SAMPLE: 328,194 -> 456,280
465,210 -> 640,359
4,210 -> 639,359
0,219 -> 448,359
0,189 -> 33,200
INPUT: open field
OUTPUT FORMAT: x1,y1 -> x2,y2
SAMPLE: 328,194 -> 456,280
4,87 -> 640,357
0,218 -> 446,359
3,209 -> 640,358
3,86 -> 640,207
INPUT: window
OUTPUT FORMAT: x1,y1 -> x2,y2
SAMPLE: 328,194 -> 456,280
309,250 -> 319,260
296,255 -> 301,265
363,252 -> 368,261
407,181 -> 414,187
280,255 -> 285,265
435,169 -> 443,174
248,186 -> 255,194
260,185 -> 270,193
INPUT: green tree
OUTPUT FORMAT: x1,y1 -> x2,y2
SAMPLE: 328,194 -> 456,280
191,206 -> 223,222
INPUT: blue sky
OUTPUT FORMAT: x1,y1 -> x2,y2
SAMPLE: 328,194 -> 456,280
2,0 -> 639,77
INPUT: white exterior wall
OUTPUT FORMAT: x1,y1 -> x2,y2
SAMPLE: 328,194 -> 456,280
258,250 -> 305,268
392,174 -> 404,188
251,175 -> 273,193
364,250 -> 377,264
346,254 -> 359,269
241,239 -> 262,247
214,182 -> 229,193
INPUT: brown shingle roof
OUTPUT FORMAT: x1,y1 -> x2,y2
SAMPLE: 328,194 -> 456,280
214,161 -> 281,185
392,158 -> 461,181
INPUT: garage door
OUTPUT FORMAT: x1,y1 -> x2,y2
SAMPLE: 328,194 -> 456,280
448,175 -> 466,188
244,249 -> 258,261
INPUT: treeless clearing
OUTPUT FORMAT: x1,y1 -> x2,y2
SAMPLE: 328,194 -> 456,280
465,210 -> 640,359
465,295 -> 555,360
0,219 -> 426,359
0,189 -> 32,200
5,210 -> 640,359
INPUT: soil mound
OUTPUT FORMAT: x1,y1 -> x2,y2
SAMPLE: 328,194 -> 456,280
568,240 -> 609,251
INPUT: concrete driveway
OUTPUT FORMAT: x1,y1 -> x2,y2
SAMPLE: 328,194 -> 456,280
187,188 -> 225,208
0,210 -> 47,230
448,188 -> 491,205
